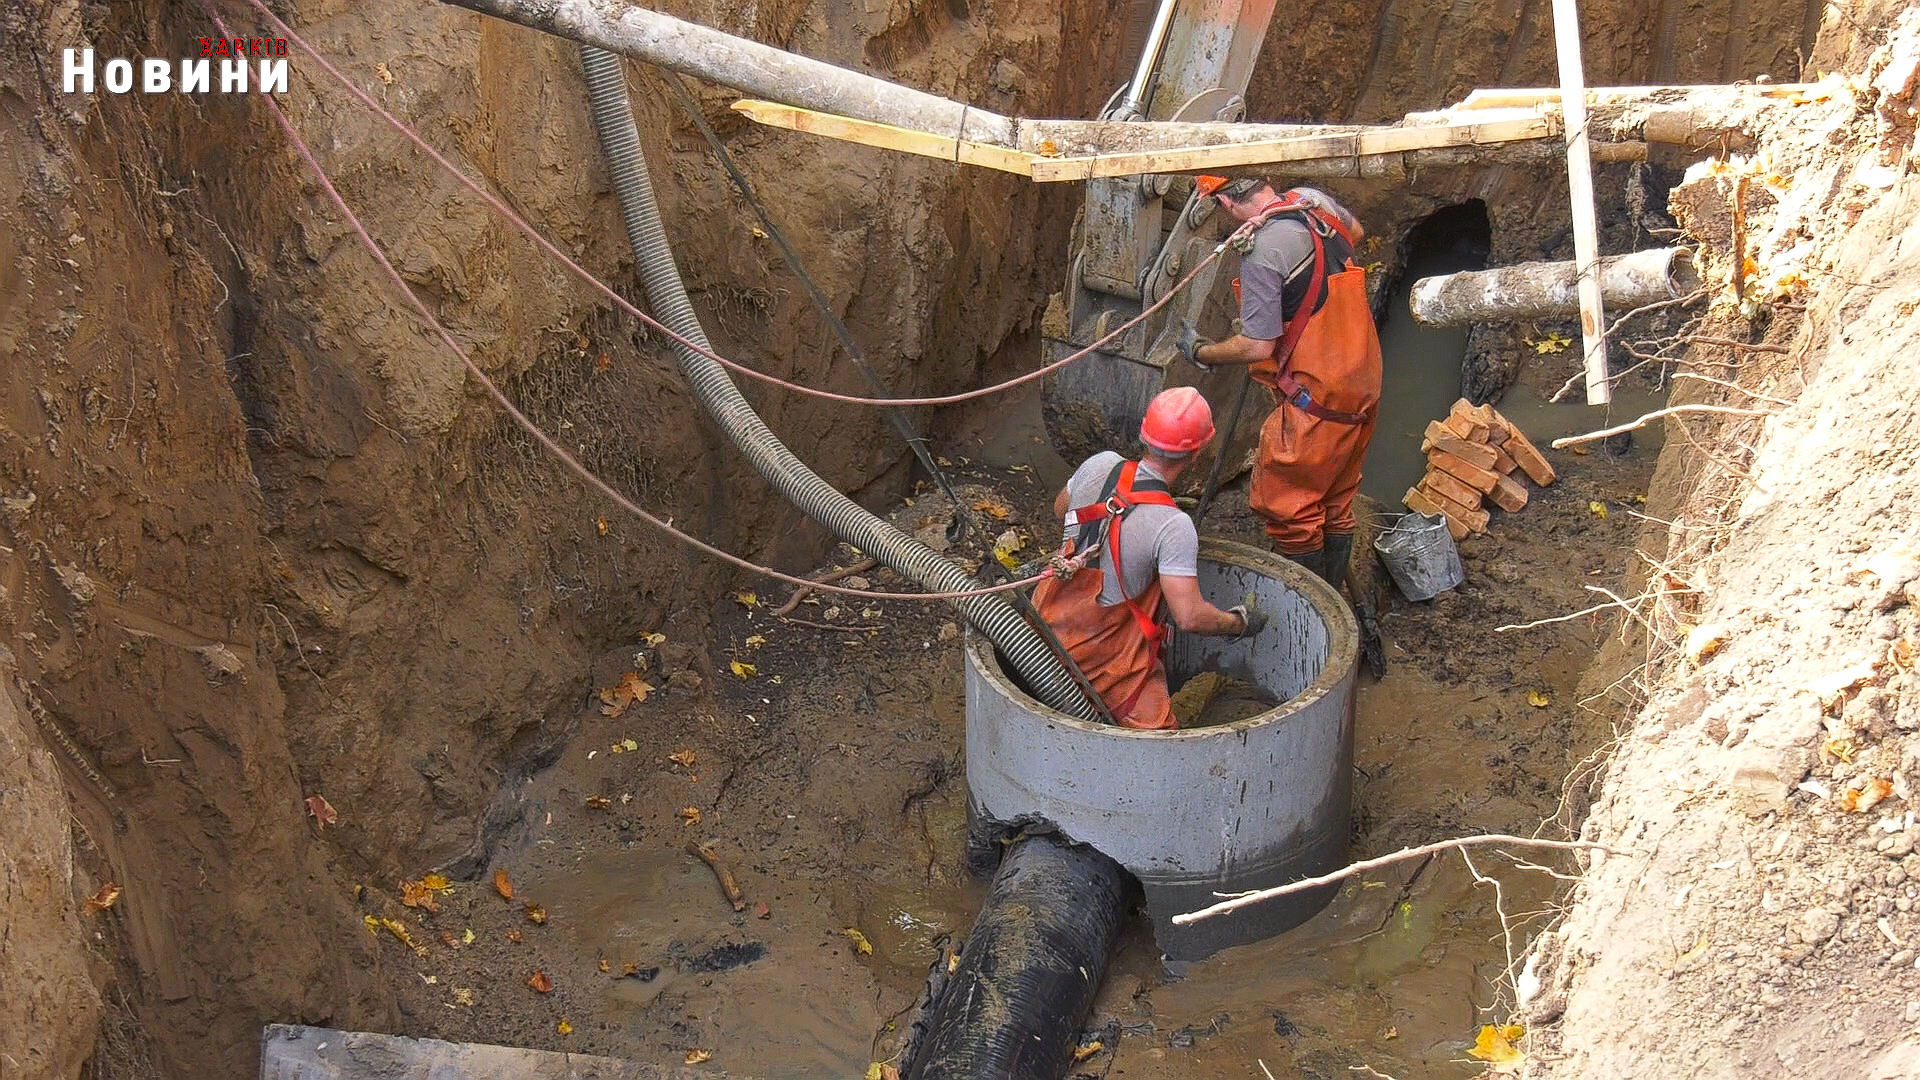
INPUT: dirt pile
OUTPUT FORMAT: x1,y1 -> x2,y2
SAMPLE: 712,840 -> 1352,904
1512,10 -> 1920,1077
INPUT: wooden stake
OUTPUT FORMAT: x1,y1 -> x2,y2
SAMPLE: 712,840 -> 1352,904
687,841 -> 748,912
1551,0 -> 1611,406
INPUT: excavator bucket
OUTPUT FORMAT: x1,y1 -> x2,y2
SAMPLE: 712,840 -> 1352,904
1041,0 -> 1278,476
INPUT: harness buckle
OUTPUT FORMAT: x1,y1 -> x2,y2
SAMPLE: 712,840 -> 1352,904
1288,387 -> 1313,411
1103,494 -> 1129,518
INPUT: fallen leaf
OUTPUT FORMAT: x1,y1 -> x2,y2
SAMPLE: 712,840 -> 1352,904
493,869 -> 514,900
505,928 -> 524,944
595,517 -> 609,536
620,738 -> 639,753
843,927 -> 874,956
1841,777 -> 1894,813
1072,1041 -> 1105,1062
866,1065 -> 885,1080
422,873 -> 451,893
754,900 -> 771,919
669,749 -> 698,769
1822,736 -> 1858,764
685,1049 -> 712,1065
1806,660 -> 1881,711
400,879 -> 441,913
1467,1023 -> 1526,1069
378,917 -> 425,955
585,794 -> 613,810
1528,332 -> 1570,354
641,632 -> 667,647
971,497 -> 1012,521
1037,138 -> 1061,157
734,591 -> 758,609
557,1018 -> 574,1035
451,987 -> 474,1006
730,660 -> 756,678
84,882 -> 121,914
1384,1026 -> 1399,1040
598,958 -> 611,973
461,928 -> 475,945
599,672 -> 654,718
1526,690 -> 1551,708
1588,500 -> 1608,518
744,634 -> 766,648
936,456 -> 953,467
437,930 -> 458,948
527,970 -> 553,993
524,903 -> 548,925
679,806 -> 702,825
306,794 -> 338,830
418,973 -> 438,985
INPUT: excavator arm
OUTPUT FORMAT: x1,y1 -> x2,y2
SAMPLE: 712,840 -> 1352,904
1042,0 -> 1277,462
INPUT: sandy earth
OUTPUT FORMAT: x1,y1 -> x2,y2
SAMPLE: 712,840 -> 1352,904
0,0 -> 1888,1078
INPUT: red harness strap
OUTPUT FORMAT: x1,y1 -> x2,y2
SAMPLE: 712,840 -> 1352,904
1064,460 -> 1178,659
1247,198 -> 1375,427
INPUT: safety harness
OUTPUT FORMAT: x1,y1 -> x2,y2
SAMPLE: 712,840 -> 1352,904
1241,194 -> 1375,427
1062,459 -> 1178,660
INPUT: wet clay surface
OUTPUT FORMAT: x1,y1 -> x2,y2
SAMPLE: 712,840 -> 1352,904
352,367 -> 1663,1077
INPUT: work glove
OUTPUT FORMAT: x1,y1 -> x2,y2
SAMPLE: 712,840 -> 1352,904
1229,592 -> 1269,639
1173,321 -> 1212,371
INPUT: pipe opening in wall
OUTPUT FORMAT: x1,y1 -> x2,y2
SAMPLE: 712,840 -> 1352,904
964,538 -> 1358,960
1360,200 -> 1493,502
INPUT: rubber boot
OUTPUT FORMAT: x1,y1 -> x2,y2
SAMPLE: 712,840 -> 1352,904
1284,547 -> 1328,581
1320,532 -> 1354,598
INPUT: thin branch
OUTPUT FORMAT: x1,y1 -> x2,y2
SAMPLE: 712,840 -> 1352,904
1494,595 -> 1641,632
1460,847 -> 1517,1012
1669,372 -> 1796,406
777,616 -> 882,632
1172,834 -> 1620,925
1682,335 -> 1788,352
773,556 -> 880,616
1550,404 -> 1775,449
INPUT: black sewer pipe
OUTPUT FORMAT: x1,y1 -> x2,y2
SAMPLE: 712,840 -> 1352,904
576,46 -> 1091,719
902,833 -> 1134,1080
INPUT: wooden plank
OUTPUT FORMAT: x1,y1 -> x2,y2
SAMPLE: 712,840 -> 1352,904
1404,487 -> 1474,540
1431,449 -> 1503,493
1550,0 -> 1612,405
1489,472 -> 1531,513
732,100 -> 1035,175
1027,113 -> 1555,183
1451,84 -> 1820,112
1430,436 -> 1499,471
1422,467 -> 1486,510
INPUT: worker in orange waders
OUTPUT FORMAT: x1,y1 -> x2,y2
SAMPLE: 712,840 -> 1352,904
1031,388 -> 1270,730
1177,176 -> 1382,596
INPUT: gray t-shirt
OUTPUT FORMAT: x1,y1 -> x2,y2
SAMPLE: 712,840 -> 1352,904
1237,188 -> 1359,341
1059,452 -> 1199,607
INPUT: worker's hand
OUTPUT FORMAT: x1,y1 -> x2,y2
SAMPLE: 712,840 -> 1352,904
1229,592 -> 1269,638
1174,321 -> 1212,370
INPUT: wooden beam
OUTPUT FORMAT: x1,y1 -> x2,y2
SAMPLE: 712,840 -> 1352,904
1453,84 -> 1819,111
730,100 -> 1035,175
1027,113 -> 1556,183
1550,0 -> 1611,406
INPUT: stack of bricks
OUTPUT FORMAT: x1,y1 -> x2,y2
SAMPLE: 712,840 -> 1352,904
1402,398 -> 1557,541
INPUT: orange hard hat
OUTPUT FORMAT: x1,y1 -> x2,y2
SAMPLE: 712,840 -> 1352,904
1193,175 -> 1231,198
1140,387 -> 1215,453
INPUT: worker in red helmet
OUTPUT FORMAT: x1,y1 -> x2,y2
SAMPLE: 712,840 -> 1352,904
1032,387 -> 1269,730
1177,176 -> 1381,595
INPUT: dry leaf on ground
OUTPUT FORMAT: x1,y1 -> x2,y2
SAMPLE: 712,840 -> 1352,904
641,632 -> 667,647
1072,1042 -> 1104,1062
585,795 -> 612,810
84,882 -> 121,914
729,660 -> 756,678
734,591 -> 758,609
1841,777 -> 1894,813
669,749 -> 697,768
492,869 -> 513,900
400,879 -> 440,912
557,1018 -> 573,1035
1526,690 -> 1551,708
843,927 -> 874,955
679,806 -> 702,825
971,497 -> 1012,520
1467,1024 -> 1526,1070
684,1049 -> 712,1065
599,672 -> 654,718
505,928 -> 524,944
524,903 -> 547,925
527,970 -> 553,993
422,873 -> 451,892
305,794 -> 337,830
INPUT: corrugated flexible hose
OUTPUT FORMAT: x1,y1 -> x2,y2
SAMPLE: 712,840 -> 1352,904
577,46 -> 1091,719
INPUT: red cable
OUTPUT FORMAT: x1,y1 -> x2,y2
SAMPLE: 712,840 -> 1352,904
238,0 -> 1239,408
205,3 -> 1049,604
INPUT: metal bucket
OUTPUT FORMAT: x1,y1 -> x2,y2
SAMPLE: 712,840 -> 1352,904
1373,511 -> 1463,601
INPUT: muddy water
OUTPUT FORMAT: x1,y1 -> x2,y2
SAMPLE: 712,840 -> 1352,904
1361,251 -> 1478,503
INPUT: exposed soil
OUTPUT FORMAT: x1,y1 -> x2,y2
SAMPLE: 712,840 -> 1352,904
0,0 -> 1880,1079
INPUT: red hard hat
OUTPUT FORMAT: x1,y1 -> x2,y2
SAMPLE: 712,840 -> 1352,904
1140,387 -> 1215,453
1193,175 -> 1231,198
